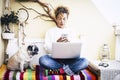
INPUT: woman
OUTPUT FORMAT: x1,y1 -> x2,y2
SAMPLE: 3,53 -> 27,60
39,6 -> 88,76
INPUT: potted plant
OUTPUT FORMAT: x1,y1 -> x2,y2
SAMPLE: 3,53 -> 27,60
1,11 -> 19,39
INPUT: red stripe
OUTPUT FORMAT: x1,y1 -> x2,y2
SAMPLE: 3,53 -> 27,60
79,71 -> 85,80
4,70 -> 10,80
70,75 -> 74,80
20,68 -> 26,80
20,72 -> 24,80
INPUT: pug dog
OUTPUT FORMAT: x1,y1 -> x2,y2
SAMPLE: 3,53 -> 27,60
7,45 -> 39,72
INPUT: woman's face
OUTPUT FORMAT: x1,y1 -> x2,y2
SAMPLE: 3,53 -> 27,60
56,13 -> 68,28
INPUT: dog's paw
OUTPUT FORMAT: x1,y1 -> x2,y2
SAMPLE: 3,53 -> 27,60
21,70 -> 24,72
30,64 -> 36,70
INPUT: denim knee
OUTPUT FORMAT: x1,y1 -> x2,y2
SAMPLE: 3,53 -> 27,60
39,55 -> 49,65
81,58 -> 89,67
39,55 -> 62,69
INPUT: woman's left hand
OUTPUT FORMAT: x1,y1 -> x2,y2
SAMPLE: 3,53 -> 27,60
57,37 -> 69,42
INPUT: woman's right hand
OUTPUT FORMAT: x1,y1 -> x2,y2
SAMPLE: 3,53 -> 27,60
57,37 -> 69,42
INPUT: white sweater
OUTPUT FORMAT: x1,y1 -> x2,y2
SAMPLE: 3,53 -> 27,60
44,27 -> 79,54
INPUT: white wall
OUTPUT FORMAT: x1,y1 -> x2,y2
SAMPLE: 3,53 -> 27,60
91,0 -> 120,25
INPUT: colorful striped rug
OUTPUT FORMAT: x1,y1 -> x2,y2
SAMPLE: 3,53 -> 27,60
0,64 -> 97,80
0,64 -> 36,80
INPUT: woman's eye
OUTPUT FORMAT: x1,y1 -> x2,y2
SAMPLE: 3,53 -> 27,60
57,18 -> 62,20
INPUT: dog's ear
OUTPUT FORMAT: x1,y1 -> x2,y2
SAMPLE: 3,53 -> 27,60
27,45 -> 33,51
34,45 -> 39,54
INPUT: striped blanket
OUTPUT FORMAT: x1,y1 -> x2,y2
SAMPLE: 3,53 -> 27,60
0,64 -> 97,80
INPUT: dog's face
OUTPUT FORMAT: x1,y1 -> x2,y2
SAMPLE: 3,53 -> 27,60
27,45 -> 39,58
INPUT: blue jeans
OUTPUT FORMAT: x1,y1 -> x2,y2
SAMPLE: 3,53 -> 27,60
39,55 -> 88,73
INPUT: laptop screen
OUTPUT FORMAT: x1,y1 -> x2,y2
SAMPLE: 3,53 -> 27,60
51,42 -> 81,59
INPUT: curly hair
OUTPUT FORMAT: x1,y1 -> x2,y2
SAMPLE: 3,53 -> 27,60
55,6 -> 69,18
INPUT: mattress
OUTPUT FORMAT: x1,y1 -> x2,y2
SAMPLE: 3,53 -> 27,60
0,64 -> 97,80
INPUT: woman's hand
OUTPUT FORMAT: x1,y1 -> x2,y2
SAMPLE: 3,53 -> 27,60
57,37 -> 69,42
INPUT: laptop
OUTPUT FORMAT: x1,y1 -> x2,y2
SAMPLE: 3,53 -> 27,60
51,42 -> 82,59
